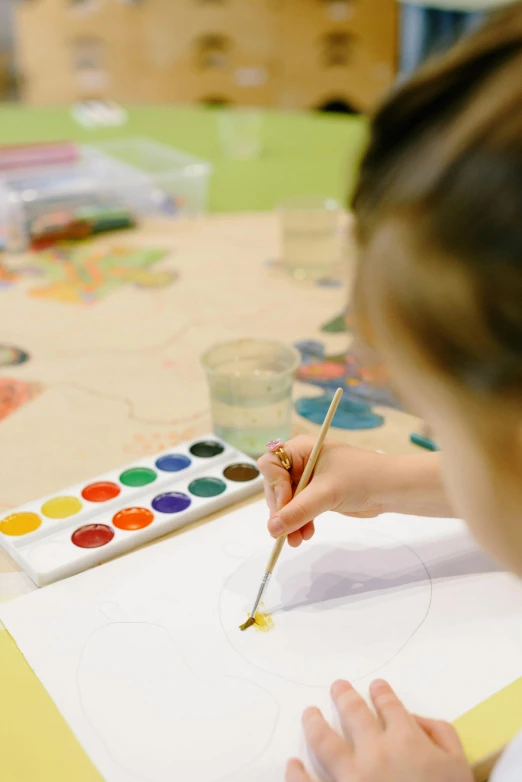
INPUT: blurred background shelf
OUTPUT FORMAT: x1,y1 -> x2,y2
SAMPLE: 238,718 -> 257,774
9,0 -> 397,114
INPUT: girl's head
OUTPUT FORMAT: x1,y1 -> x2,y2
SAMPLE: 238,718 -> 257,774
353,5 -> 522,573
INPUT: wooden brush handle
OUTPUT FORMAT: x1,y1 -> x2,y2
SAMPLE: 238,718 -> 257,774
265,387 -> 343,575
266,534 -> 287,574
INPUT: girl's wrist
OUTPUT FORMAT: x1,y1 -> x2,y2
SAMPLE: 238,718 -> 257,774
378,453 -> 454,518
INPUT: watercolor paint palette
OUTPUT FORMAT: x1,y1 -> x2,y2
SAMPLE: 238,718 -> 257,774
0,436 -> 263,587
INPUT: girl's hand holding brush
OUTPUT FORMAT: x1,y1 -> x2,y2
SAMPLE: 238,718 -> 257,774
258,436 -> 455,547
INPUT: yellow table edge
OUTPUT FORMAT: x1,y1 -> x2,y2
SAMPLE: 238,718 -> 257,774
0,628 -> 103,782
0,624 -> 520,781
454,675 -> 522,781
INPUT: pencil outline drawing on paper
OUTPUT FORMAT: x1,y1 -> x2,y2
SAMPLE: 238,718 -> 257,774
76,619 -> 280,782
219,529 -> 434,687
218,523 -> 502,689
64,510 -> 506,781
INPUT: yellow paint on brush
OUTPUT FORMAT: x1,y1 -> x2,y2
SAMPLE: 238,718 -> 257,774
239,602 -> 275,632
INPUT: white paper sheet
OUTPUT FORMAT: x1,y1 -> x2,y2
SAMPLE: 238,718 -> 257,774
1,501 -> 522,782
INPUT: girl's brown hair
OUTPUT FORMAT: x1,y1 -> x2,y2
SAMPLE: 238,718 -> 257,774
353,4 -> 522,417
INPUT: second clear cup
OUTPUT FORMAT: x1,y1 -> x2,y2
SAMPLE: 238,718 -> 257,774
279,196 -> 346,281
201,338 -> 299,457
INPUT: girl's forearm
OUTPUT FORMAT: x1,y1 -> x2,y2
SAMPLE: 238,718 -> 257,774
379,453 -> 456,518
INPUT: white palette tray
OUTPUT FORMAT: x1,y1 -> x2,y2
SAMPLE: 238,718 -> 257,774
0,436 -> 262,586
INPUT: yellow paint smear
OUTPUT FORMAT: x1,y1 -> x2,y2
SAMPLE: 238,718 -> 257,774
253,611 -> 275,632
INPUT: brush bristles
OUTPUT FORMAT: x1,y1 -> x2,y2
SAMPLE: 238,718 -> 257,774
239,616 -> 256,631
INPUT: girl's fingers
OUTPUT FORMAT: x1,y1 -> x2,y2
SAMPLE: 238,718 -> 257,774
285,758 -> 312,782
268,481 -> 332,537
302,707 -> 353,779
301,520 -> 315,541
271,519 -> 314,549
414,716 -> 467,759
370,680 -> 413,730
287,529 -> 304,548
258,437 -> 312,486
263,480 -> 278,517
331,680 -> 381,743
258,453 -> 295,513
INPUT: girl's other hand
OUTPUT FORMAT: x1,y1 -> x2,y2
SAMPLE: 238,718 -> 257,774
286,679 -> 473,782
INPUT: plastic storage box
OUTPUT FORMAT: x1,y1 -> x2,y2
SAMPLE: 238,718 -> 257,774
91,137 -> 212,218
0,138 -> 212,251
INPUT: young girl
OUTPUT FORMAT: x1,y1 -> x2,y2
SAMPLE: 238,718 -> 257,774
259,5 -> 522,781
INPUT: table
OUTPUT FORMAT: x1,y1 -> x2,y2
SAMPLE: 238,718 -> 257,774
0,104 -> 367,213
0,208 -> 421,780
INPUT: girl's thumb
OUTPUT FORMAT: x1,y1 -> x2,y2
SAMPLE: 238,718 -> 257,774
268,482 -> 330,537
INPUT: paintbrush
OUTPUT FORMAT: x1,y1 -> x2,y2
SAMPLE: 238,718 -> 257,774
240,387 -> 343,631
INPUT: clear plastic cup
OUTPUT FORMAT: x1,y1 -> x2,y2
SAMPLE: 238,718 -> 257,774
218,109 -> 263,160
279,196 -> 346,280
201,338 -> 300,457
